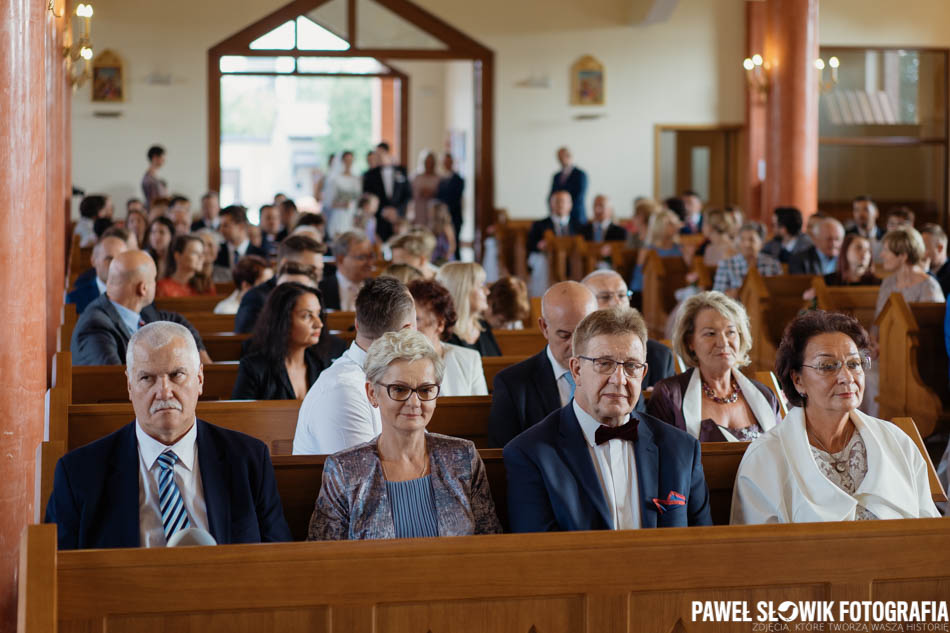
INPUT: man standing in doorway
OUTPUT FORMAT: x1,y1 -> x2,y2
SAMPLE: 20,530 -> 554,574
549,146 -> 588,226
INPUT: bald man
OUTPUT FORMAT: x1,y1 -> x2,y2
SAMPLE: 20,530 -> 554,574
789,217 -> 845,275
71,250 -> 210,365
488,281 -> 598,447
66,235 -> 128,314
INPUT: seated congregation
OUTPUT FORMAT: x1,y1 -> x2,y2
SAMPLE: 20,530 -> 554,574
49,144 -> 950,553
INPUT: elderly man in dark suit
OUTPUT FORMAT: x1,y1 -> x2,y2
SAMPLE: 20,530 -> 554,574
527,191 -> 581,254
581,194 -> 628,243
549,146 -> 588,226
504,308 -> 712,532
581,269 -> 675,392
362,142 -> 411,242
788,217 -> 845,275
488,281 -> 598,448
70,250 -> 211,366
66,234 -> 128,314
48,322 -> 291,549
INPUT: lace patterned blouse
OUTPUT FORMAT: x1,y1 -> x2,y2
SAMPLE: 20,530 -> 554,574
809,431 -> 877,520
720,422 -> 763,442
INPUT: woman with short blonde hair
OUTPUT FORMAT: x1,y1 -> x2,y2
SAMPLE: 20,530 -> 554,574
436,262 -> 501,356
648,291 -> 781,442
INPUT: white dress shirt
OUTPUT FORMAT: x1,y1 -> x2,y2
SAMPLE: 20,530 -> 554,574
382,165 -> 394,200
135,420 -> 210,547
336,270 -> 362,311
572,401 -> 641,530
293,341 -> 382,455
546,345 -> 573,407
440,343 -> 488,397
95,276 -> 107,296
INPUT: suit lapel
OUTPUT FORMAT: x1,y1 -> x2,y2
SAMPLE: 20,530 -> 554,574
555,405 -> 612,529
106,423 -> 142,547
634,415 -> 659,528
196,420 -> 230,544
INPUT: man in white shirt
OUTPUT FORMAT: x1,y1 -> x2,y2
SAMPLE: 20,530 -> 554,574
293,277 -> 416,455
504,307 -> 712,532
46,321 -> 291,549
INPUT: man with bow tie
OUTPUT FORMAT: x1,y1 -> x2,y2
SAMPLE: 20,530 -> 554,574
503,307 -> 712,532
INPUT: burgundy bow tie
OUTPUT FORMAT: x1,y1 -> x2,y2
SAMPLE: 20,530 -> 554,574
594,418 -> 639,445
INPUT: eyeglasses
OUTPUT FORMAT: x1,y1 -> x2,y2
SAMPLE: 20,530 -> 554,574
348,253 -> 376,262
801,356 -> 871,376
377,382 -> 441,401
577,356 -> 647,377
595,290 -> 633,304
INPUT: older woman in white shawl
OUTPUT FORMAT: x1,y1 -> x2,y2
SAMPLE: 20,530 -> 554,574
731,310 -> 939,524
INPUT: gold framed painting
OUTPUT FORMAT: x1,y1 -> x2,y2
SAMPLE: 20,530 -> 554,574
570,55 -> 604,106
92,49 -> 124,102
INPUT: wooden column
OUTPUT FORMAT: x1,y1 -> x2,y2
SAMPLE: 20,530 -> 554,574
743,0 -> 767,223
0,0 -> 51,628
763,0 -> 819,219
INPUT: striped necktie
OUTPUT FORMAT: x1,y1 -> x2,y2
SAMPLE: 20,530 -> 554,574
157,451 -> 190,541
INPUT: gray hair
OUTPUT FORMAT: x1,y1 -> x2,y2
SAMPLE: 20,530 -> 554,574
332,230 -> 370,258
739,221 -> 766,240
363,329 -> 445,385
581,269 -> 623,284
126,322 -> 201,375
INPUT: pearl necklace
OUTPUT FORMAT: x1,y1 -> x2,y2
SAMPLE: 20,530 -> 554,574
701,378 -> 740,404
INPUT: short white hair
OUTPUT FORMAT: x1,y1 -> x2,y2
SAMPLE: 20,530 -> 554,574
126,322 -> 201,375
363,329 -> 445,385
581,269 -> 624,285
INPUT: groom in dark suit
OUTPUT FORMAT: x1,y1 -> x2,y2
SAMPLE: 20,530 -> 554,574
47,321 -> 292,549
504,307 -> 711,532
362,142 -> 411,242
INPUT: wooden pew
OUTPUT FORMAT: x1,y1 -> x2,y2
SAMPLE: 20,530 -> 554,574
812,277 -> 880,331
202,333 -> 250,361
493,328 -> 545,356
58,303 -> 77,352
481,355 -> 526,389
22,518 -> 950,633
754,370 -> 789,417
323,310 -> 355,331
493,217 -> 531,279
876,293 -> 950,437
541,231 -> 584,283
641,251 -> 690,338
154,295 -> 223,313
577,240 -> 628,278
528,296 -> 542,326
739,268 -> 815,372
66,233 -> 92,289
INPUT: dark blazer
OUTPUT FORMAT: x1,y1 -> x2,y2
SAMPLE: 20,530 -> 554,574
647,369 -> 781,442
72,267 -> 96,289
191,218 -> 220,232
70,294 -> 206,365
446,321 -> 501,357
644,339 -> 676,390
788,245 -> 829,275
549,166 -> 588,226
362,165 -> 411,241
503,404 -> 712,532
488,350 -> 560,448
932,260 -> 950,298
66,275 -> 102,314
527,216 -> 581,253
318,274 -> 341,311
214,241 -> 267,270
232,347 -> 329,400
435,172 -> 465,238
762,234 -> 813,264
581,222 -> 627,242
234,277 -> 276,334
44,420 -> 292,549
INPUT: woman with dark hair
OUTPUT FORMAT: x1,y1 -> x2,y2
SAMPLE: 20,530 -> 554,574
213,255 -> 273,315
731,310 -> 939,524
125,207 -> 148,249
231,282 -> 329,400
407,279 -> 487,396
486,276 -> 530,330
825,233 -> 879,286
156,234 -> 216,298
144,217 -> 175,279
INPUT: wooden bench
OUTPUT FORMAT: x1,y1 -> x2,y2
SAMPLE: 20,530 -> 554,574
541,231 -> 584,283
493,328 -> 545,356
876,293 -> 950,437
202,333 -> 251,361
493,217 -> 531,279
21,518 -> 950,633
154,295 -> 224,313
812,277 -> 880,331
739,268 -> 815,372
641,251 -> 690,338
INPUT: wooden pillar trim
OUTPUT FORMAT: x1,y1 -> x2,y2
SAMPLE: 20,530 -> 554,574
744,0 -> 767,223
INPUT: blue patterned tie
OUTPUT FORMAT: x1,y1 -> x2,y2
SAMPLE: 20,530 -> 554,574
563,371 -> 576,400
157,451 -> 190,541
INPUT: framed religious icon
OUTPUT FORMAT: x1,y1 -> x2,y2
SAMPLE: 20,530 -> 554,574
570,55 -> 605,106
92,50 -> 124,102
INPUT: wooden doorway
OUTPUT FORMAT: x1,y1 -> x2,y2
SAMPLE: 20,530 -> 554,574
654,125 -> 742,209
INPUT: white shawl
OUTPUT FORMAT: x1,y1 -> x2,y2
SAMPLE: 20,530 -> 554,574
681,368 -> 778,441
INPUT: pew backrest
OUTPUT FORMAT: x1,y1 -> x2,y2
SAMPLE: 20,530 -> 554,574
812,277 -> 880,331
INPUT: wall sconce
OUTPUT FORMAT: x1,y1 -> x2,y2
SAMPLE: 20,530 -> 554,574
815,56 -> 840,94
64,4 -> 95,88
742,54 -> 769,101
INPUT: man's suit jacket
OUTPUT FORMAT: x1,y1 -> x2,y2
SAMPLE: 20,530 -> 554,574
503,404 -> 712,532
762,234 -> 813,264
71,294 -> 206,365
362,165 -> 412,241
234,277 -> 276,334
214,241 -> 267,270
435,172 -> 465,237
549,167 -> 588,226
488,343 -> 673,448
45,420 -> 292,549
580,222 -> 627,242
527,217 -> 581,254
66,275 -> 102,314
788,245 -> 828,275
318,273 -> 341,311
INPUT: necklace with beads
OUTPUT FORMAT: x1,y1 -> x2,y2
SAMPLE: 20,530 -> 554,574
701,378 -> 741,404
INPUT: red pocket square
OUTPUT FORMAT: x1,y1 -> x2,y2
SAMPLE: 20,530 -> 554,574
652,491 -> 686,513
